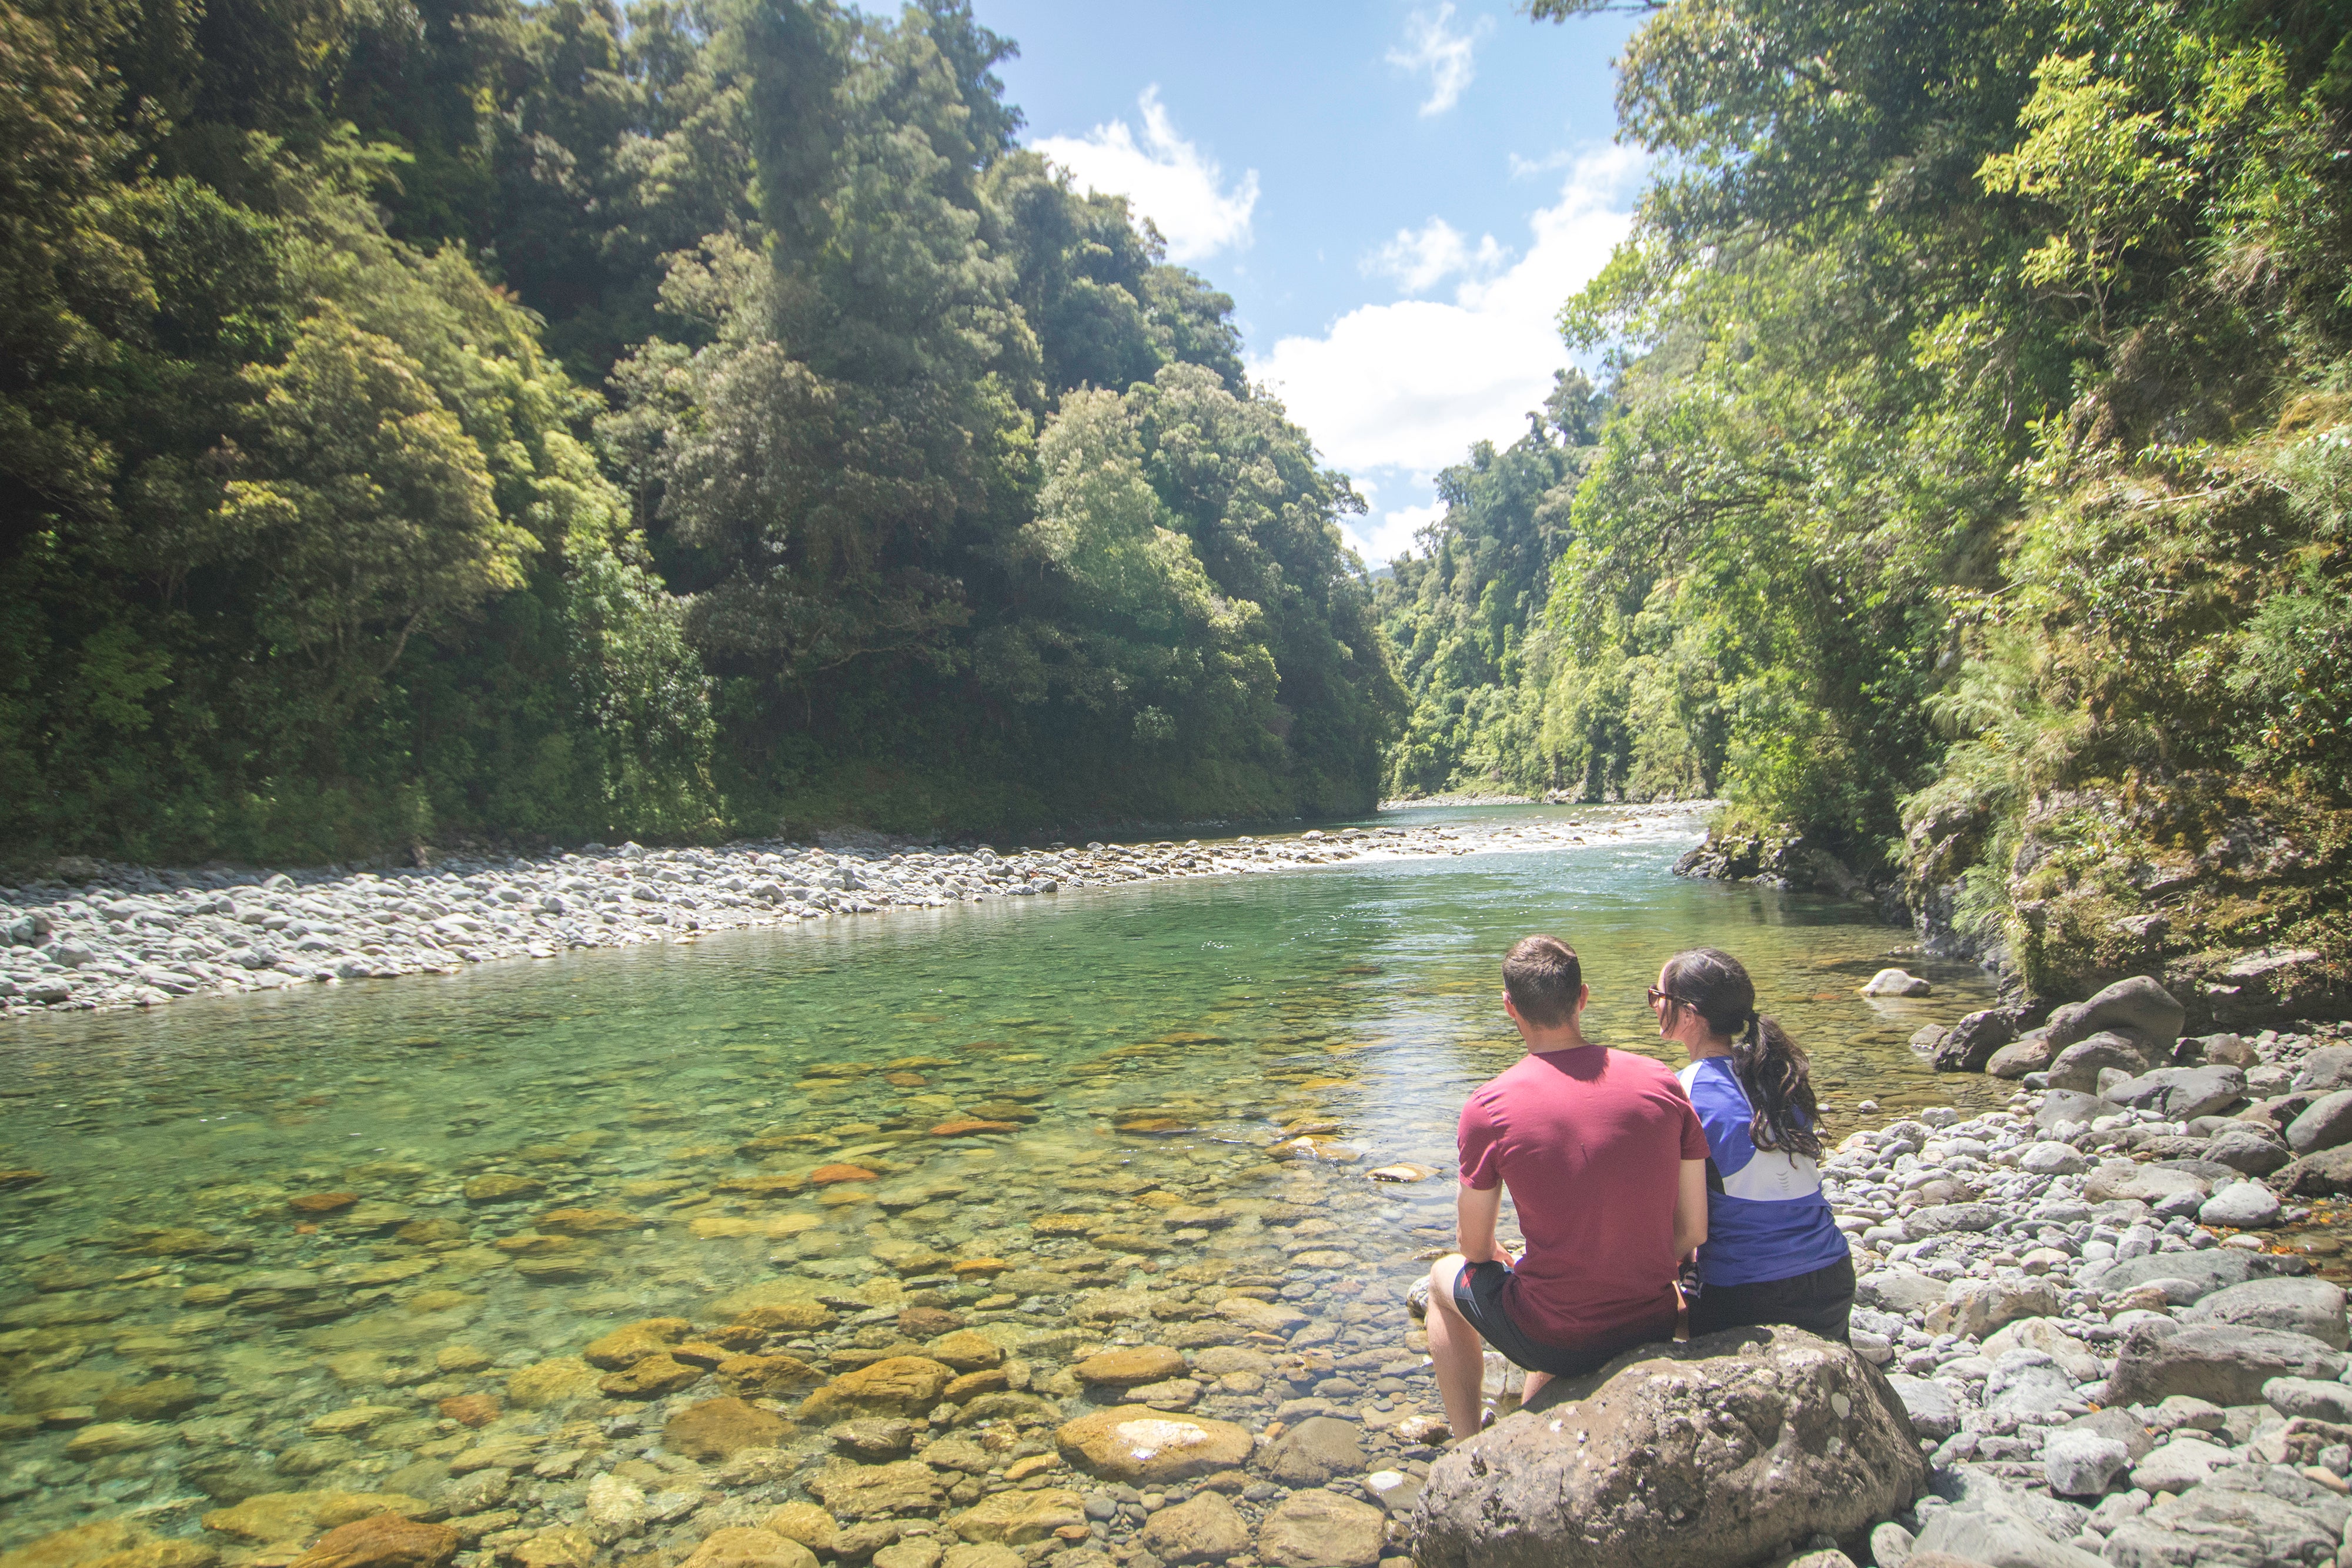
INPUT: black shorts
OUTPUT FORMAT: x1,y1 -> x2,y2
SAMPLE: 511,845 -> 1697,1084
1686,1255 -> 1856,1341
1451,1259 -> 1673,1378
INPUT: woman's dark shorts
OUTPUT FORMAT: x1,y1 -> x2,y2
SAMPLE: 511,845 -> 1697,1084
1451,1260 -> 1673,1378
1686,1255 -> 1856,1341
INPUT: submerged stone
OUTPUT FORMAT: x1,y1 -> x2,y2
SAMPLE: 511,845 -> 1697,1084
664,1398 -> 791,1460
1054,1407 -> 1252,1483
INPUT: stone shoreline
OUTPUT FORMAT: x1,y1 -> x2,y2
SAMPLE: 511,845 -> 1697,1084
1797,1002 -> 2352,1568
0,805 -> 1700,1017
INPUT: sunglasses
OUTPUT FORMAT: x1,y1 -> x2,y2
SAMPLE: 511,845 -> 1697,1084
1646,987 -> 1696,1009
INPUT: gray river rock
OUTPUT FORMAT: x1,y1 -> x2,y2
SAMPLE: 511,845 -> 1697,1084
0,812 -> 1689,1016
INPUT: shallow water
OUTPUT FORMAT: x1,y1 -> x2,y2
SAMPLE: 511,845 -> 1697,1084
0,804 -> 1997,1547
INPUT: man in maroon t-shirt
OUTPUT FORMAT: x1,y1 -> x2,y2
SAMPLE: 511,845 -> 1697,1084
1424,934 -> 1709,1439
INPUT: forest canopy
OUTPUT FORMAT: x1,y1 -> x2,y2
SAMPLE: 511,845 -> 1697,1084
0,0 -> 1401,863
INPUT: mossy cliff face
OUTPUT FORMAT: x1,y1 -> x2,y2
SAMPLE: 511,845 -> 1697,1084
2002,774 -> 2350,1029
1678,770 -> 2351,1026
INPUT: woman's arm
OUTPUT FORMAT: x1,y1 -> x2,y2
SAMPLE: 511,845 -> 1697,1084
1672,1158 -> 1709,1256
1456,1181 -> 1505,1264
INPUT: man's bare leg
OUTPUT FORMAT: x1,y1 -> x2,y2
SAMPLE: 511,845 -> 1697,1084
1519,1368 -> 1554,1409
1425,1255 -> 1488,1442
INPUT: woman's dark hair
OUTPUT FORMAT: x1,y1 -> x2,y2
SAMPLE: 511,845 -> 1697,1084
1661,947 -> 1822,1160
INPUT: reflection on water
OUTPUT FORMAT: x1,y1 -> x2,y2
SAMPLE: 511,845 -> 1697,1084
0,804 -> 1996,1549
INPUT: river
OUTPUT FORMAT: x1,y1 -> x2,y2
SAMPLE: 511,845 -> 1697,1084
0,803 -> 1998,1553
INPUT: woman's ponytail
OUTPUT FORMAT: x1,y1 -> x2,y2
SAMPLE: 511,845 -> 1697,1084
1661,948 -> 1822,1161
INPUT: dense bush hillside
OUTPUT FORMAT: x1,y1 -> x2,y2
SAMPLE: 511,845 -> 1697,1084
1383,0 -> 2349,1008
0,0 -> 1402,864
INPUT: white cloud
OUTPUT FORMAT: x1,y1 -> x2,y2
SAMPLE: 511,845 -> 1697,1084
1250,146 -> 1644,484
1388,5 -> 1494,117
1032,87 -> 1259,263
1508,149 -> 1576,180
1356,498 -> 1449,567
1365,217 -> 1508,295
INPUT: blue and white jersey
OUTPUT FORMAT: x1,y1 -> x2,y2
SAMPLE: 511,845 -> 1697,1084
1678,1057 -> 1850,1288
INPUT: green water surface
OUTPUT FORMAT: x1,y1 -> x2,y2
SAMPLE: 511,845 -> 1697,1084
0,804 -> 1997,1546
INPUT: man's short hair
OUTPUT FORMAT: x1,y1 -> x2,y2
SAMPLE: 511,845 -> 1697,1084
1503,934 -> 1583,1027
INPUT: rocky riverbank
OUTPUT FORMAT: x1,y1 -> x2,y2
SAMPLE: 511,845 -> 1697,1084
0,806 -> 1695,1017
1796,1001 -> 2352,1568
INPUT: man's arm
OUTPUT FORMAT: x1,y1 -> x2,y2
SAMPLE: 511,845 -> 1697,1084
1456,1182 -> 1504,1264
1672,1158 -> 1709,1256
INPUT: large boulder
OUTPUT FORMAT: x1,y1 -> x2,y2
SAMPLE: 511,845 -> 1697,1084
2273,1144 -> 2352,1197
2045,977 -> 2187,1057
2083,1160 -> 2209,1207
2178,1278 -> 2350,1349
2102,1065 -> 2246,1122
1856,1267 -> 1950,1315
2286,1089 -> 2352,1156
1931,1009 -> 2018,1074
2034,1090 -> 2104,1132
1910,1468 -> 2106,1568
2199,1182 -> 2283,1229
2106,1322 -> 2346,1407
2203,1125 -> 2290,1176
2043,1429 -> 2130,1498
2095,1250 -> 2304,1302
2260,1377 -> 2352,1423
1987,1031 -> 2057,1079
1408,1329 -> 1924,1568
1925,1277 -> 2059,1340
1885,1376 -> 1961,1441
1982,1319 -> 2102,1383
2047,1032 -> 2154,1094
2293,1045 -> 2352,1095
2102,1463 -> 2351,1568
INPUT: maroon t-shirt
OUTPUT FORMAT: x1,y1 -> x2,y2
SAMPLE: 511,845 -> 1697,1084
1458,1044 -> 1708,1349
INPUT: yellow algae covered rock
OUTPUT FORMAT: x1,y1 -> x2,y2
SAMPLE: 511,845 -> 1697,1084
676,1529 -> 816,1568
1074,1348 -> 1186,1388
926,1332 -> 1003,1373
664,1398 -> 791,1460
759,1505 -> 837,1556
951,1489 -> 1086,1545
505,1359 -> 599,1410
716,1354 -> 823,1398
285,1515 -> 459,1568
598,1353 -> 704,1399
203,1492 -> 430,1544
0,1522 -> 146,1568
797,1358 -> 954,1422
533,1207 -> 640,1236
582,1318 -> 691,1370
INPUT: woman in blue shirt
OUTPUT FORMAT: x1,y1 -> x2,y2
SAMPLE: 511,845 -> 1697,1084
1651,947 -> 1854,1339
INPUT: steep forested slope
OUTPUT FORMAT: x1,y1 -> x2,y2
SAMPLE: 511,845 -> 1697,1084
1387,0 -> 2350,1013
0,0 -> 1401,864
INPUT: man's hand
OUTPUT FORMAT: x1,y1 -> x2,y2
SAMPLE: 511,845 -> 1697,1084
1456,1181 -> 1504,1265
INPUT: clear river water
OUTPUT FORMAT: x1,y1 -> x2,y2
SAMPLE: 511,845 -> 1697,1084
0,803 -> 2000,1553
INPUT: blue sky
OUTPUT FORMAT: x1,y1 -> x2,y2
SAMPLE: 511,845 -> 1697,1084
971,1 -> 1646,564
